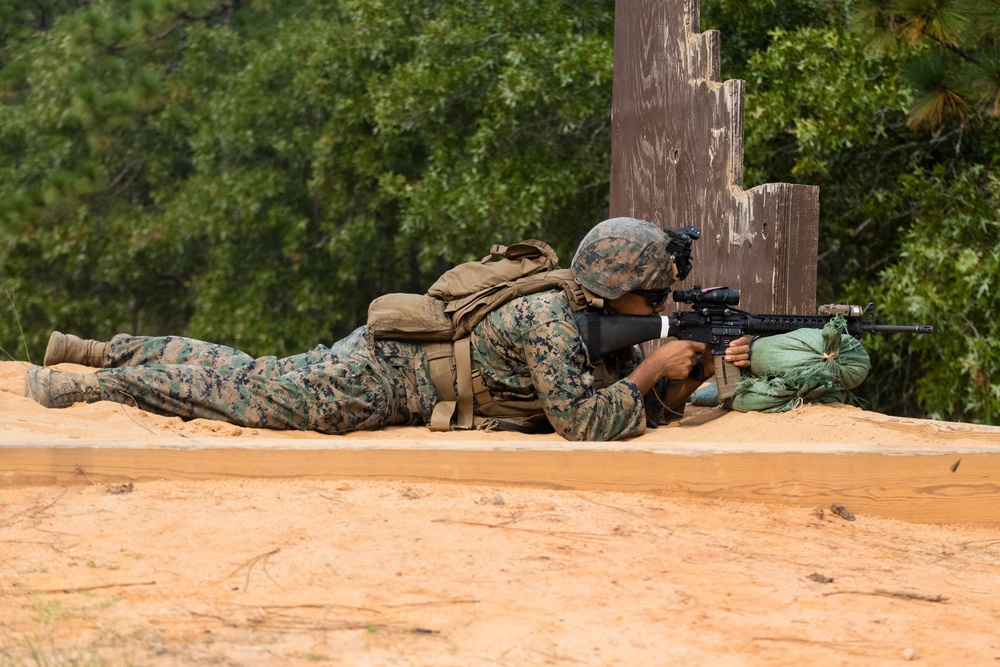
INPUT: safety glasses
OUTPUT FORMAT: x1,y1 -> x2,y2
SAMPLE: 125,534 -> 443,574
629,288 -> 672,309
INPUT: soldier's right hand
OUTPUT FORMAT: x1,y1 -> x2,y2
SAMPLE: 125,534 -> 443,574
648,340 -> 712,381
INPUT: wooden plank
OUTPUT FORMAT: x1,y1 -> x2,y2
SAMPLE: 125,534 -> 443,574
609,0 -> 819,314
3,443 -> 999,525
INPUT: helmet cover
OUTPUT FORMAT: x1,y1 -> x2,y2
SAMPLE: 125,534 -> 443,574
571,217 -> 678,299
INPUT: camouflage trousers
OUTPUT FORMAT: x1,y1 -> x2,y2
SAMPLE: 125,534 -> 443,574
94,327 -> 438,434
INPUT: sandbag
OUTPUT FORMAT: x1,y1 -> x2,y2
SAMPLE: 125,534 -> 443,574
731,315 -> 871,413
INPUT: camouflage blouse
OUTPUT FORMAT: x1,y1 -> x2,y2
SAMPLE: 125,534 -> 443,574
470,290 -> 664,441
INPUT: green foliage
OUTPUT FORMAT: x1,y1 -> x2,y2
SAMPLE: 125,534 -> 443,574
739,23 -> 921,302
846,165 -> 1000,422
718,1 -> 999,422
2,0 -> 997,423
743,25 -> 908,180
850,0 -> 1000,130
353,0 -> 615,266
1,0 -> 617,359
700,0 -> 844,76
1,1 -> 218,355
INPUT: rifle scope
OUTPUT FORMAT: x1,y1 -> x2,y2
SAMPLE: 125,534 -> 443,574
672,286 -> 741,306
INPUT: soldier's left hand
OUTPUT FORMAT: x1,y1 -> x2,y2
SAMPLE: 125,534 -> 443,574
724,335 -> 752,368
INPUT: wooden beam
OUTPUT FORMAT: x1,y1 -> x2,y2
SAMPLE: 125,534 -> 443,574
4,436 -> 999,525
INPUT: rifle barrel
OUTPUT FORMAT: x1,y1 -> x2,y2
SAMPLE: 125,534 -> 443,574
867,324 -> 934,334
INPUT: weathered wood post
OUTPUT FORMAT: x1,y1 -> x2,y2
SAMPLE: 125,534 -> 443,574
610,0 -> 819,314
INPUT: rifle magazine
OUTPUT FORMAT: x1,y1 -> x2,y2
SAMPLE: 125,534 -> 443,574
715,357 -> 741,401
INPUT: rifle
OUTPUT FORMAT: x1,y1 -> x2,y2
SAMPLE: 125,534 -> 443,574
573,286 -> 933,400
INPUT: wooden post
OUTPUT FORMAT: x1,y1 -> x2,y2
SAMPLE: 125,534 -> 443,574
610,0 -> 819,314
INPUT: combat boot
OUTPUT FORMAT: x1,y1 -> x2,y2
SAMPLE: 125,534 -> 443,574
24,365 -> 103,409
43,331 -> 108,367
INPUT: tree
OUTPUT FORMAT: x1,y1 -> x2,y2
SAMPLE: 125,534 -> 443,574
850,0 -> 1000,131
709,0 -> 1000,422
1,0 -> 619,360
4,0 -> 996,423
847,164 -> 1000,422
1,1 -> 226,356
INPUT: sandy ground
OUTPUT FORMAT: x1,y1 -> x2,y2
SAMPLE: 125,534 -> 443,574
3,359 -> 1000,665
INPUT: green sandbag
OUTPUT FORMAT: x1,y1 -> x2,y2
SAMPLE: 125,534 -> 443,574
730,376 -> 850,413
731,315 -> 871,413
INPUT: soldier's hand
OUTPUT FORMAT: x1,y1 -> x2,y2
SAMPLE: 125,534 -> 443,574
724,335 -> 752,368
651,340 -> 712,381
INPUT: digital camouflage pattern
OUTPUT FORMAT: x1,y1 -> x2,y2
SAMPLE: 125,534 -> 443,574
91,290 -> 671,440
81,218 -> 682,440
570,217 -> 678,299
472,290 -> 651,440
95,328 -> 437,433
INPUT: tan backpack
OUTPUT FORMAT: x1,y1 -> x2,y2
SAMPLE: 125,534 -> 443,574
367,240 -> 604,431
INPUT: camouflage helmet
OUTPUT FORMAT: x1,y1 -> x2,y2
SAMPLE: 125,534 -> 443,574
571,217 -> 678,299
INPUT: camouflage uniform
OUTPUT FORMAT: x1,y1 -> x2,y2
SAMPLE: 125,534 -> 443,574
95,327 -> 437,433
81,217 -> 679,440
471,290 -> 654,440
92,291 -> 658,440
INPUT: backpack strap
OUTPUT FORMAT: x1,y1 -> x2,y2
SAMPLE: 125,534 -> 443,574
471,369 -> 493,413
423,341 -> 458,431
453,337 -> 475,429
422,275 -> 605,433
423,338 -> 477,431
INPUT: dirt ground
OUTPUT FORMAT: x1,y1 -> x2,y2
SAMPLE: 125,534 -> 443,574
3,359 -> 1000,666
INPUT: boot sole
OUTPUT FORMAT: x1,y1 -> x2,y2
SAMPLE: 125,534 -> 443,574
24,365 -> 51,406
